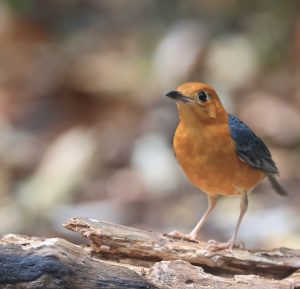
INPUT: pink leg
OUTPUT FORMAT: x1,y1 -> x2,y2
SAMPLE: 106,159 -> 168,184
207,191 -> 248,252
168,195 -> 217,241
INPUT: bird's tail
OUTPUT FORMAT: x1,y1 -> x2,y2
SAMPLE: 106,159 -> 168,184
268,174 -> 288,196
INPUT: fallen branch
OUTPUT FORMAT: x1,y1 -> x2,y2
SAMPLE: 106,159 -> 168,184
64,217 -> 300,280
0,217 -> 299,289
0,234 -> 156,289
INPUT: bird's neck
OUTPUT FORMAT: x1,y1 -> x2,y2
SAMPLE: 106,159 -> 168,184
176,104 -> 228,128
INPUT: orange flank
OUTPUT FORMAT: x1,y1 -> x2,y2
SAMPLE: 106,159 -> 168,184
174,121 -> 265,197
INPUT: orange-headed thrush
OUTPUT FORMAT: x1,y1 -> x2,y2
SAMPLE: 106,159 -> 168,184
165,82 -> 288,251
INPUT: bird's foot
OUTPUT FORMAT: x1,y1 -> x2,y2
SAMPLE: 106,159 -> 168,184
166,230 -> 198,242
207,238 -> 245,252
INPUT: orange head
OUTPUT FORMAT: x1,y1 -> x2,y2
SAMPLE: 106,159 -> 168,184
165,82 -> 227,125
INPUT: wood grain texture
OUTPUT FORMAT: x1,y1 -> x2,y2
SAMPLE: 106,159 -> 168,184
64,217 -> 300,280
0,234 -> 157,289
1,218 -> 300,289
149,260 -> 300,289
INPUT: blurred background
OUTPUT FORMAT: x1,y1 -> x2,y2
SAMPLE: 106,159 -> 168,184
0,0 -> 299,249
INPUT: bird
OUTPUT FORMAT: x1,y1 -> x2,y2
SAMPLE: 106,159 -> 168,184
165,82 -> 288,251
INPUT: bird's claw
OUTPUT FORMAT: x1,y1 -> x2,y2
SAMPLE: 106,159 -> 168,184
206,239 -> 232,251
206,238 -> 244,252
166,231 -> 198,242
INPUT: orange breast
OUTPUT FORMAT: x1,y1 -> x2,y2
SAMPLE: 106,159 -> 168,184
173,122 -> 265,196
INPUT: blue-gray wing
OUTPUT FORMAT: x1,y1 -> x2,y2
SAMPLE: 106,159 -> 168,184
228,114 -> 278,174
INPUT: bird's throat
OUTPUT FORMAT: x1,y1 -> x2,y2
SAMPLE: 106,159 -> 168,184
176,103 -> 227,127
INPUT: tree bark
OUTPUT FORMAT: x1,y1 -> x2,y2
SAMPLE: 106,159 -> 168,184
0,234 -> 157,289
0,217 -> 299,289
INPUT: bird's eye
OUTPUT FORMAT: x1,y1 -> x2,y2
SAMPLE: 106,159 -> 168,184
197,90 -> 210,102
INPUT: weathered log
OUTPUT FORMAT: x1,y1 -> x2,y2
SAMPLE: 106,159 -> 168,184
0,218 -> 300,289
64,217 -> 300,280
0,234 -> 157,289
148,260 -> 300,289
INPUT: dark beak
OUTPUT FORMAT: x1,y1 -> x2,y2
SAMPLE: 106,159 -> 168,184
165,91 -> 193,103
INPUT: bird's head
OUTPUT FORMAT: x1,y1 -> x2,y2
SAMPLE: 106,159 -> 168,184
165,82 -> 227,125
